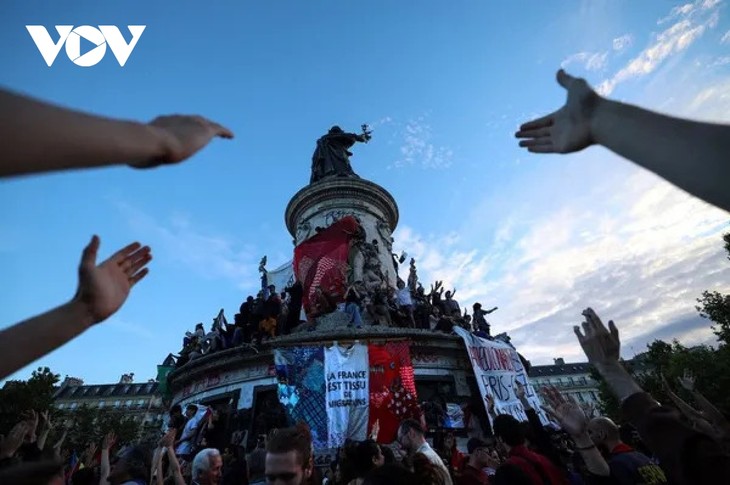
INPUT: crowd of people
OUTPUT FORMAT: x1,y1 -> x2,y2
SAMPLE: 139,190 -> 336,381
172,276 -> 503,369
0,67 -> 729,485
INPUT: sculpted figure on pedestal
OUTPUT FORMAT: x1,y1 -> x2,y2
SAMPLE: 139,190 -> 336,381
310,124 -> 372,184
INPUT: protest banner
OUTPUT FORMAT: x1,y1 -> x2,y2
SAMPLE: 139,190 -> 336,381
454,327 -> 548,424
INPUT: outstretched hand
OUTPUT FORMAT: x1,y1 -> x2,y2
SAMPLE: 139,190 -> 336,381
131,115 -> 234,169
541,386 -> 588,437
677,369 -> 696,392
574,308 -> 620,368
73,235 -> 152,326
515,69 -> 601,154
0,421 -> 30,459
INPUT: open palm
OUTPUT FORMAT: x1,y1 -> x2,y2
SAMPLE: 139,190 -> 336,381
74,235 -> 152,325
516,69 -> 600,154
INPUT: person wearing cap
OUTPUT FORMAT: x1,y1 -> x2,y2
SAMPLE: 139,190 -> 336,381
458,438 -> 494,485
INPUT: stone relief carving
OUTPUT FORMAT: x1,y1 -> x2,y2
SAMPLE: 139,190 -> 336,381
296,220 -> 312,242
324,209 -> 362,227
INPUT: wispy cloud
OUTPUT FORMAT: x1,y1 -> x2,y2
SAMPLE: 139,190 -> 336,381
613,34 -> 634,52
597,0 -> 721,95
721,30 -> 730,44
115,202 -> 260,289
392,116 -> 454,170
395,170 -> 729,364
561,51 -> 609,71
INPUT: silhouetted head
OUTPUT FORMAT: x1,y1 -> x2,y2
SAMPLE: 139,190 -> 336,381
329,126 -> 344,134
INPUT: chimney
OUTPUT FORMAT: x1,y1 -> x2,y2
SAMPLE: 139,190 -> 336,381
554,358 -> 565,365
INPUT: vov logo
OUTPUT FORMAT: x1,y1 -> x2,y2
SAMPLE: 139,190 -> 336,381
26,25 -> 146,67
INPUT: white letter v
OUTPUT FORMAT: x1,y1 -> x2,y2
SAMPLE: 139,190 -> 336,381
100,25 -> 146,67
26,25 -> 73,66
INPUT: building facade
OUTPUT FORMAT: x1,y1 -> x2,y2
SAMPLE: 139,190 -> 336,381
53,375 -> 166,428
528,358 -> 601,409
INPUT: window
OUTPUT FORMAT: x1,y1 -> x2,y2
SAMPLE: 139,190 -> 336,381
114,400 -> 121,408
125,400 -> 133,407
137,399 -> 146,407
576,393 -> 585,403
70,402 -> 78,410
98,401 -> 105,409
57,403 -> 65,410
579,377 -> 587,385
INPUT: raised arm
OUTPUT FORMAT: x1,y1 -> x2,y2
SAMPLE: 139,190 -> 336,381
0,88 -> 233,178
99,431 -> 116,485
516,70 -> 730,213
677,370 -> 730,438
542,387 -> 610,477
0,235 -> 152,380
574,307 -> 730,484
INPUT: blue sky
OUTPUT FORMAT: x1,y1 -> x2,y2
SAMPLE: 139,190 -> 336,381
1,0 -> 729,384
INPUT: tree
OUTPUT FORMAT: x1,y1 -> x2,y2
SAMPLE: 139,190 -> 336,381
0,366 -> 59,434
696,230 -> 730,345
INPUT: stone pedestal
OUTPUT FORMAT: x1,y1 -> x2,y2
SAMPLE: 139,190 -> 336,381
285,178 -> 401,287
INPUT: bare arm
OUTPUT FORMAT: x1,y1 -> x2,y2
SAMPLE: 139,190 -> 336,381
0,88 -> 233,178
676,371 -> 730,436
516,70 -> 730,213
542,387 -> 610,477
0,236 -> 151,380
165,446 -> 187,485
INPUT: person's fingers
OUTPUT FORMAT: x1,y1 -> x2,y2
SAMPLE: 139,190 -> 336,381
527,145 -> 557,153
129,267 -> 150,286
581,320 -> 593,338
125,247 -> 152,275
516,126 -> 552,139
517,114 -> 554,133
608,320 -> 619,341
519,138 -> 553,148
108,242 -> 142,265
80,235 -> 100,269
573,325 -> 585,345
207,120 -> 234,139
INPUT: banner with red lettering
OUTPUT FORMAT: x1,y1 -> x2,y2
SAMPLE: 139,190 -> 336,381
453,327 -> 548,424
293,216 -> 360,314
368,342 -> 422,443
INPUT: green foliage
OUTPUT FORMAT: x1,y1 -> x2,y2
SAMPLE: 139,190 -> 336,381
696,290 -> 730,345
0,367 -> 60,434
593,341 -> 730,423
695,230 -> 730,346
62,405 -> 142,451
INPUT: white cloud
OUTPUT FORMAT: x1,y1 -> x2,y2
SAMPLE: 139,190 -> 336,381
561,51 -> 609,71
394,169 -> 729,365
598,0 -> 720,95
721,30 -> 730,44
394,116 -> 454,169
115,202 -> 260,289
613,34 -> 634,52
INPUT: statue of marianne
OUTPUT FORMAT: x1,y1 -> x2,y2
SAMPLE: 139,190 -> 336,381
310,125 -> 371,184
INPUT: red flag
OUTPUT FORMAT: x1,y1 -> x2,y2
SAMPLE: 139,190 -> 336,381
368,342 -> 421,443
294,216 -> 359,314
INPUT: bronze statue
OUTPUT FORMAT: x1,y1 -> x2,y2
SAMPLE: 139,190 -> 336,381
310,125 -> 372,183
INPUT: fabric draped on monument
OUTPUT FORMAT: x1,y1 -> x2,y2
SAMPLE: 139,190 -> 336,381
266,259 -> 295,293
274,346 -> 328,449
368,342 -> 421,443
453,327 -> 549,425
274,342 -> 421,447
324,343 -> 369,448
293,216 -> 360,314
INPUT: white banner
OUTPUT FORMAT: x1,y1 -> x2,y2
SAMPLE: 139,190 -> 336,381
324,343 -> 369,448
266,260 -> 295,293
453,327 -> 548,424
